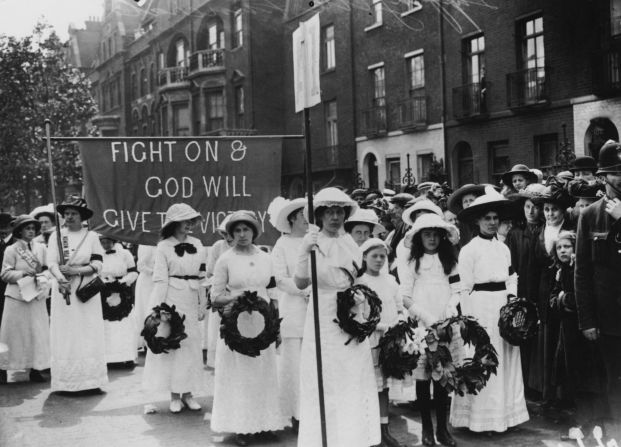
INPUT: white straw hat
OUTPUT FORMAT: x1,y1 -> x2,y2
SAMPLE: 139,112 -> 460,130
303,187 -> 359,221
402,199 -> 443,227
403,213 -> 460,248
268,196 -> 307,233
344,208 -> 385,235
359,237 -> 389,255
162,203 -> 202,230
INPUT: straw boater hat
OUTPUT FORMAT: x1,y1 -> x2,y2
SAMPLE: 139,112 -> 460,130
344,208 -> 386,235
402,199 -> 443,227
403,213 -> 460,248
57,195 -> 94,220
458,185 -> 516,223
359,237 -> 389,255
447,184 -> 488,215
304,187 -> 359,221
267,196 -> 307,234
501,164 -> 538,187
11,214 -> 41,238
161,203 -> 201,230
30,203 -> 57,221
225,210 -> 262,240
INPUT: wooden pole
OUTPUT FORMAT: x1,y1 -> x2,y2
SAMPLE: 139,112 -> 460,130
304,107 -> 328,447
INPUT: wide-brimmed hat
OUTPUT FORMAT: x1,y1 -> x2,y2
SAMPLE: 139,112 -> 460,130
447,184 -> 488,215
30,203 -> 57,221
403,213 -> 460,248
529,185 -> 574,209
344,208 -> 386,235
359,237 -> 389,255
11,214 -> 40,238
57,195 -> 94,220
402,199 -> 443,227
570,156 -> 598,173
389,192 -> 415,208
382,188 -> 396,197
0,213 -> 13,232
458,185 -> 517,223
304,187 -> 358,221
268,196 -> 307,234
226,210 -> 262,240
508,183 -> 548,203
350,188 -> 368,200
501,164 -> 538,187
162,203 -> 202,230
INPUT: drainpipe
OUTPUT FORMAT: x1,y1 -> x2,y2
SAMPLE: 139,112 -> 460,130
349,0 -> 359,187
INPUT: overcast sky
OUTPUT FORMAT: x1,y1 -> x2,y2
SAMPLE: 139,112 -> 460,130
0,0 -> 105,40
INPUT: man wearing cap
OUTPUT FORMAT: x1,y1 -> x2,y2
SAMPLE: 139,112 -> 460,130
385,193 -> 415,275
575,139 -> 621,425
0,213 -> 15,330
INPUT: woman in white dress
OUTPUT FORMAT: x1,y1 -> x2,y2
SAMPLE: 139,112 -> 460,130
450,186 -> 529,432
398,213 -> 462,446
142,203 -> 207,413
47,196 -> 108,393
268,197 -> 308,429
99,237 -> 139,364
0,215 -> 50,383
294,187 -> 381,447
211,210 -> 287,446
134,244 -> 156,349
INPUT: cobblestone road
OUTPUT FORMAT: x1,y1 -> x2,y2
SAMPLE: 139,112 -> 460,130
1,355 -> 619,447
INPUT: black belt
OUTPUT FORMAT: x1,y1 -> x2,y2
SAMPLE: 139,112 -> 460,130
472,282 -> 506,292
170,275 -> 200,280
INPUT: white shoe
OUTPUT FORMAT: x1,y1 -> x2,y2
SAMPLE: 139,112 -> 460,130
181,396 -> 201,411
169,399 -> 183,413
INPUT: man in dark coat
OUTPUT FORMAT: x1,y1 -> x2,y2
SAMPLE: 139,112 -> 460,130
385,193 -> 414,278
0,212 -> 15,329
575,140 -> 621,425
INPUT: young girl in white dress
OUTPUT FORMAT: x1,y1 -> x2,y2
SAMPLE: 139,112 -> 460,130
355,237 -> 404,447
211,210 -> 287,446
142,203 -> 207,413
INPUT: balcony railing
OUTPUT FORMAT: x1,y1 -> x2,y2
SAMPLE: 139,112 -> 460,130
189,49 -> 225,74
204,128 -> 258,137
595,49 -> 621,95
506,67 -> 549,108
452,82 -> 487,119
396,95 -> 427,129
361,105 -> 387,137
158,67 -> 189,88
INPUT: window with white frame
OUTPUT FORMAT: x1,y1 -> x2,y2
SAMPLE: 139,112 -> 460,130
406,52 -> 424,94
233,9 -> 243,48
175,39 -> 187,67
371,65 -> 386,107
325,100 -> 338,147
370,0 -> 382,26
322,25 -> 335,71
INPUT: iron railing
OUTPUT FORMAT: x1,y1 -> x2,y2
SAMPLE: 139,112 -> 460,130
506,67 -> 549,108
452,82 -> 487,119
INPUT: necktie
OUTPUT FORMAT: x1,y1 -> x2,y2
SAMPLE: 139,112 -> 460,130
174,243 -> 197,257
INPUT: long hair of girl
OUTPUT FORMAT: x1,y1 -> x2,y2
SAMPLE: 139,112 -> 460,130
408,229 -> 457,275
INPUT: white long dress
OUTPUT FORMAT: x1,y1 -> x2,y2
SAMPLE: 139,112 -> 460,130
210,246 -> 287,434
0,240 -> 50,370
298,233 -> 381,447
205,239 -> 232,368
47,229 -> 108,392
134,245 -> 156,346
101,244 -> 138,363
450,235 -> 529,432
272,234 -> 307,420
142,236 -> 205,394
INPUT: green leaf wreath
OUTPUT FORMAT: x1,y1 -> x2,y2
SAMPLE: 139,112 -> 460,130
141,303 -> 188,354
334,284 -> 383,345
220,291 -> 282,357
377,318 -> 426,380
100,281 -> 134,322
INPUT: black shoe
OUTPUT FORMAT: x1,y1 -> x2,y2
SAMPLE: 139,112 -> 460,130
381,423 -> 403,447
234,434 -> 251,446
257,431 -> 278,442
0,369 -> 6,384
29,369 -> 47,383
436,427 -> 456,447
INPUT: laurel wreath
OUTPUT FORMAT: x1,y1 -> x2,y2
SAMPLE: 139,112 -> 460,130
220,291 -> 282,357
334,284 -> 382,345
377,318 -> 423,379
100,281 -> 134,322
498,297 -> 539,346
141,303 -> 188,354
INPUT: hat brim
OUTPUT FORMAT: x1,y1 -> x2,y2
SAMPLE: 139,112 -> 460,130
56,204 -> 93,220
447,184 -> 487,214
501,170 -> 538,186
530,195 -> 574,209
403,224 -> 460,248
596,166 -> 621,175
344,220 -> 386,235
12,218 -> 41,237
33,211 -> 57,221
274,201 -> 306,234
457,200 -> 517,223
226,217 -> 262,240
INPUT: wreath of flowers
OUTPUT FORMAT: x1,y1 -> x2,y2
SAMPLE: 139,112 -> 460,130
220,291 -> 282,357
425,315 -> 499,396
141,303 -> 188,354
498,297 -> 539,346
334,284 -> 383,345
100,281 -> 134,321
377,318 -> 427,379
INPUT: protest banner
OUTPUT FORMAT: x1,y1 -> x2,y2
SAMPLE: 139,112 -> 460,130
72,136 -> 283,246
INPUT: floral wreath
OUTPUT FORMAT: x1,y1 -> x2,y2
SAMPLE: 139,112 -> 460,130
220,291 -> 281,357
334,284 -> 382,345
100,281 -> 134,321
498,297 -> 539,346
141,303 -> 188,354
377,318 -> 427,379
425,315 -> 499,396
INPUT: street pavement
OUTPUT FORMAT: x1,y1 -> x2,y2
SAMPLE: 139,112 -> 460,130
1,354 -> 619,447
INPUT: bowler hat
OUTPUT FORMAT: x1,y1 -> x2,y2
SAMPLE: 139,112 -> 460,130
0,213 -> 13,232
11,214 -> 40,238
570,156 -> 598,173
501,164 -> 538,187
57,195 -> 94,220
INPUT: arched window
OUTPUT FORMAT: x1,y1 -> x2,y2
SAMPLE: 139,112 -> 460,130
453,142 -> 474,187
140,68 -> 147,97
585,117 -> 619,159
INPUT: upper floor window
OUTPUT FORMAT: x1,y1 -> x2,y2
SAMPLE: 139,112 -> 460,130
140,68 -> 147,97
235,86 -> 245,127
465,35 -> 485,84
406,52 -> 424,93
159,52 -> 165,69
325,100 -> 338,147
370,64 -> 386,107
175,38 -> 188,67
611,0 -> 621,35
322,25 -> 335,71
520,16 -> 544,70
131,72 -> 137,100
232,9 -> 243,48
370,0 -> 383,26
207,21 -> 224,50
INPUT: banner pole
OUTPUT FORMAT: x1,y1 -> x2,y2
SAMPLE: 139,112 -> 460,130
304,107 -> 328,447
45,120 -> 70,305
